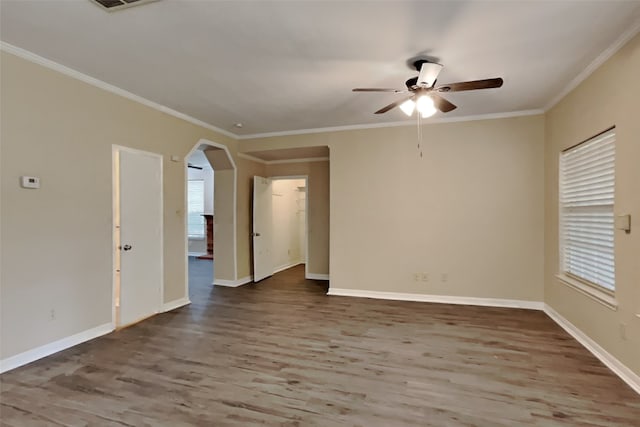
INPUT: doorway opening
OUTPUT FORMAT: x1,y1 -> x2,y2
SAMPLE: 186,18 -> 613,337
252,175 -> 309,282
186,149 -> 215,296
271,177 -> 308,275
184,139 -> 237,300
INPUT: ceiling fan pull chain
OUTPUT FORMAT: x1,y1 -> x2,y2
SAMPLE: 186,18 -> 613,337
417,113 -> 423,158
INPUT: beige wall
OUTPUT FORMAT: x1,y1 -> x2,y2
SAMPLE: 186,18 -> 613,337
0,51 -> 236,359
212,169 -> 236,281
265,161 -> 330,276
4,31 -> 637,380
545,33 -> 640,375
242,115 -> 545,300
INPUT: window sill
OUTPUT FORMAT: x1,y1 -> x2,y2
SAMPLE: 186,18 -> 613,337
188,236 -> 205,241
555,273 -> 618,311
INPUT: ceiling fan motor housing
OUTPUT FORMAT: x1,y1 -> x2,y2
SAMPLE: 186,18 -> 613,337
414,60 -> 444,88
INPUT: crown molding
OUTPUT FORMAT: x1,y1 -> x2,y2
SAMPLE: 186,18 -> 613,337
237,152 -> 328,165
4,14 -> 638,142
0,41 -> 239,140
235,109 -> 544,140
544,18 -> 640,111
237,152 -> 266,163
267,157 -> 329,165
3,41 -> 539,140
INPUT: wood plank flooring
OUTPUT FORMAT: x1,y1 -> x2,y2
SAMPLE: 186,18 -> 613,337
1,264 -> 639,426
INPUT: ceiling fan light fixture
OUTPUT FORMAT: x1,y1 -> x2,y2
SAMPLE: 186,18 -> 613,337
399,99 -> 416,116
417,95 -> 436,118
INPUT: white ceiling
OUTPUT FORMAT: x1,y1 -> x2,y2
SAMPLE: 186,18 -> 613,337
1,1 -> 639,136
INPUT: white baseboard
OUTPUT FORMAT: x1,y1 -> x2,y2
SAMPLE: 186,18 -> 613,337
162,297 -> 191,312
325,288 -> 638,395
306,273 -> 330,281
274,261 -> 303,274
543,304 -> 640,395
327,288 -> 543,310
214,275 -> 253,287
0,322 -> 114,374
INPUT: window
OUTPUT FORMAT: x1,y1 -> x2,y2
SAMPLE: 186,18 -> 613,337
559,128 -> 615,293
187,180 -> 205,238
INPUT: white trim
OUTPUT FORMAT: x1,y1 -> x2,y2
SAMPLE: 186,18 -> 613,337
184,139 -> 238,302
267,157 -> 329,165
0,42 -> 237,140
555,273 -> 618,311
1,41 -> 540,141
214,276 -> 253,287
0,323 -> 114,374
112,144 -> 164,327
162,297 -> 191,312
545,20 -> 640,111
544,304 -> 640,395
236,110 -> 544,140
269,175 -> 309,180
274,261 -> 303,274
237,153 -> 329,165
323,288 -> 639,394
326,288 -> 543,310
5,20 -> 640,141
237,152 -> 266,163
306,273 -> 330,281
111,146 -> 119,330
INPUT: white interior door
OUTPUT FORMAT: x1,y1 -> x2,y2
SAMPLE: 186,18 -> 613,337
118,149 -> 163,326
253,176 -> 273,282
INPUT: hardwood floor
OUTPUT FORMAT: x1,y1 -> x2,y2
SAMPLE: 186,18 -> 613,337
1,264 -> 639,426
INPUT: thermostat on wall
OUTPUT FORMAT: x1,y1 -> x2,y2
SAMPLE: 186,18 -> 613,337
20,176 -> 40,189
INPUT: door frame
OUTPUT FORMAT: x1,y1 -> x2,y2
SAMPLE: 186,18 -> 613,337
269,175 -> 309,278
111,144 -> 164,328
184,139 -> 237,295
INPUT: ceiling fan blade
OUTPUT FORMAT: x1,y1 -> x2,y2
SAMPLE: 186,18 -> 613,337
430,94 -> 457,113
374,95 -> 415,114
353,88 -> 407,93
436,77 -> 503,92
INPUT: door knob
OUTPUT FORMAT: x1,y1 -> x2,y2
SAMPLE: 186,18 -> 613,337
253,232 -> 261,237
120,244 -> 132,251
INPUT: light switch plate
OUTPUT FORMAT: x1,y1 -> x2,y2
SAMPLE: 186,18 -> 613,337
20,176 -> 40,189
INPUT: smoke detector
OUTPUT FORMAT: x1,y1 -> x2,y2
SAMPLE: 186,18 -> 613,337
90,0 -> 158,12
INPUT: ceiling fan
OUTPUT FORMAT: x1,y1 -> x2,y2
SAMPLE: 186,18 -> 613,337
353,60 -> 503,118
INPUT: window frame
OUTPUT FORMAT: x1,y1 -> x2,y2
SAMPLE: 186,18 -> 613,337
187,179 -> 206,239
557,126 -> 617,310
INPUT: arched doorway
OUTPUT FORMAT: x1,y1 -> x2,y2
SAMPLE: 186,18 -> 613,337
184,139 -> 237,297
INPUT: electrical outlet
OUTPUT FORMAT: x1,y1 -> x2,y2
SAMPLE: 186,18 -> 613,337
441,273 -> 448,283
421,273 -> 429,282
50,309 -> 56,321
413,273 -> 420,282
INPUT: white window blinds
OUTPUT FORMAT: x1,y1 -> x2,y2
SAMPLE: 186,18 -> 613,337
559,128 -> 615,291
188,180 -> 205,238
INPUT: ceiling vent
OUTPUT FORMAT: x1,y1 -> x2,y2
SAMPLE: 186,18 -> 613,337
90,0 -> 158,12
